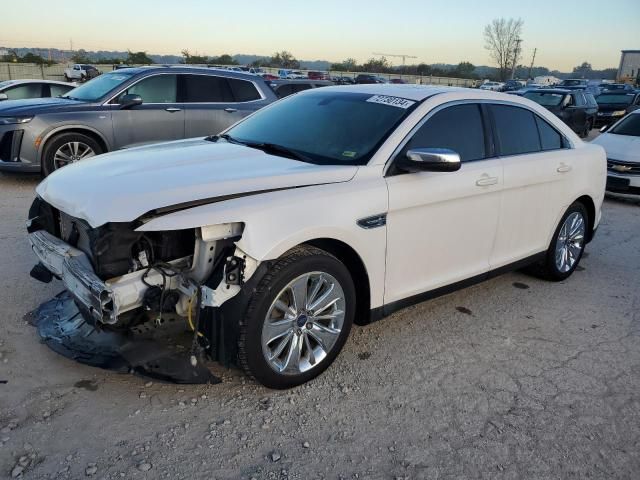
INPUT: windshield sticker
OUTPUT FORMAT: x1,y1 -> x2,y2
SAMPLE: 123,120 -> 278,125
342,151 -> 357,158
366,95 -> 416,109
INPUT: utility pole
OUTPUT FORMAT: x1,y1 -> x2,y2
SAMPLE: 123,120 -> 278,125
527,47 -> 537,80
510,38 -> 522,79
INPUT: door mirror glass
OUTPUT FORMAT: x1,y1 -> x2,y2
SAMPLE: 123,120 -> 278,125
0,93 -> 8,101
119,93 -> 143,109
400,148 -> 461,173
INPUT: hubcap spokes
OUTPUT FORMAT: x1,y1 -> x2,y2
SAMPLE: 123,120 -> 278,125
555,212 -> 585,272
262,272 -> 345,375
53,141 -> 95,170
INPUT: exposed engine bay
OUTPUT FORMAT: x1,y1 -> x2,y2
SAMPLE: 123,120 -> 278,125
26,196 -> 262,383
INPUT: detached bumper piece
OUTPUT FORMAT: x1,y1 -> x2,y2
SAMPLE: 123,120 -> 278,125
28,230 -> 117,324
27,291 -> 220,384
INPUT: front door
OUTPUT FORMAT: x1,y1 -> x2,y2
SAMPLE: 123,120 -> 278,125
111,74 -> 184,148
384,103 -> 502,305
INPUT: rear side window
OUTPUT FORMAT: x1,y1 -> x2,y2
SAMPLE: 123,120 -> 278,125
292,84 -> 312,94
405,104 -> 486,162
573,93 -> 586,106
535,116 -> 563,150
182,74 -> 233,102
274,84 -> 294,99
491,105 -> 541,156
227,78 -> 261,102
49,84 -> 72,97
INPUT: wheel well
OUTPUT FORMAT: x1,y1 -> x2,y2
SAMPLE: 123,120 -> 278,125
575,195 -> 596,242
304,238 -> 371,326
44,129 -> 108,156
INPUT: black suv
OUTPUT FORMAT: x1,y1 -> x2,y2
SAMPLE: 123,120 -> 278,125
523,89 -> 598,137
595,91 -> 640,127
267,79 -> 333,99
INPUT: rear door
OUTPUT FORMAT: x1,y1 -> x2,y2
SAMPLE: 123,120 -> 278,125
181,74 -> 265,138
489,104 -> 575,268
110,73 -> 185,148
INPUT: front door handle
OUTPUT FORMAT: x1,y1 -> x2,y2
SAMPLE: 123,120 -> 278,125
165,107 -> 181,113
557,163 -> 572,173
476,176 -> 499,187
224,108 -> 238,113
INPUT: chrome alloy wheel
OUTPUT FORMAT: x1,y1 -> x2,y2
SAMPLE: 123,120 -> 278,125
53,141 -> 95,170
555,211 -> 586,273
262,272 -> 346,375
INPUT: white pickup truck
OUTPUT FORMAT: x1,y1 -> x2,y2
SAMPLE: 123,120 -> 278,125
63,64 -> 100,82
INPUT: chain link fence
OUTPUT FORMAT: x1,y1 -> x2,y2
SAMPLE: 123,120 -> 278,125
0,62 -> 477,87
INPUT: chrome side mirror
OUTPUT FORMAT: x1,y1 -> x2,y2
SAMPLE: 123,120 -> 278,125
399,148 -> 461,173
119,93 -> 143,109
599,124 -> 609,133
0,93 -> 8,101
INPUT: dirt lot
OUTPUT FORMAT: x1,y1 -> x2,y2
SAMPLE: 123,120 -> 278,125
0,171 -> 638,480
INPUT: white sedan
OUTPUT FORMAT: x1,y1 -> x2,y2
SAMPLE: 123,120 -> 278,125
479,81 -> 505,91
28,85 -> 606,388
592,110 -> 640,197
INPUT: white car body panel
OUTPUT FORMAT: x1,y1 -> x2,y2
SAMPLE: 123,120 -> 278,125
36,139 -> 358,227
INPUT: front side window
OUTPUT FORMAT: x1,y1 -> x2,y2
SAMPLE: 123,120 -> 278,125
182,74 -> 233,102
121,74 -> 177,103
403,104 -> 486,162
491,105 -> 541,156
4,83 -> 43,100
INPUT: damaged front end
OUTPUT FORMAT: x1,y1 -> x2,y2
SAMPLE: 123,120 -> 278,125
26,196 -> 260,383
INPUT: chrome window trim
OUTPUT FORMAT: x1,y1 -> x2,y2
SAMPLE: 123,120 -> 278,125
103,71 -> 267,106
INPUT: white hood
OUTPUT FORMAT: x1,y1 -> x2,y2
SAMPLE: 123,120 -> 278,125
592,133 -> 640,163
36,138 -> 358,227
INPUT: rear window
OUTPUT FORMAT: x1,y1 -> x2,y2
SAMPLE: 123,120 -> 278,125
182,74 -> 233,102
227,78 -> 261,102
491,105 -> 541,156
524,92 -> 565,106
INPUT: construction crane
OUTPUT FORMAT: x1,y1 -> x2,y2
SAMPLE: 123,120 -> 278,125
372,52 -> 418,66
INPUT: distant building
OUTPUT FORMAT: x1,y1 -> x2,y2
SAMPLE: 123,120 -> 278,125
617,50 -> 640,84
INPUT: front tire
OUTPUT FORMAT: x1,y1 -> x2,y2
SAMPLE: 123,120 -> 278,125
528,202 -> 588,281
238,246 -> 355,389
42,132 -> 103,176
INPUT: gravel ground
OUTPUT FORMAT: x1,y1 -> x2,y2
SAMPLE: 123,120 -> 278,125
0,170 -> 638,480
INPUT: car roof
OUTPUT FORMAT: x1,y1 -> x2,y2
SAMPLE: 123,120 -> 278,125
104,65 -> 262,82
0,79 -> 72,87
525,88 -> 572,94
309,84 -> 467,100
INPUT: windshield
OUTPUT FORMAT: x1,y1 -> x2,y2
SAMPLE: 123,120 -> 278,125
62,71 -> 137,101
224,91 -> 418,165
610,114 -> 640,136
597,94 -> 634,105
523,92 -> 565,106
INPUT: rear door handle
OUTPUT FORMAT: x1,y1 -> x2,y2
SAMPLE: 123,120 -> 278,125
165,107 -> 181,113
224,108 -> 238,113
557,163 -> 572,173
476,176 -> 498,187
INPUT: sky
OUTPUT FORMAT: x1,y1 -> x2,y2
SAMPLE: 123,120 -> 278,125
2,0 -> 639,70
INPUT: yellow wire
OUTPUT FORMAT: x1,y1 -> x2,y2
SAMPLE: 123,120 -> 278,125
187,292 -> 205,338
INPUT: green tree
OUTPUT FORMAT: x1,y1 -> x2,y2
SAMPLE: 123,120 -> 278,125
71,49 -> 92,64
572,61 -> 593,78
268,51 -> 299,69
453,61 -> 477,78
181,49 -> 209,64
21,52 -> 50,65
126,51 -> 154,64
213,54 -> 237,65
331,58 -> 358,72
361,57 -> 391,73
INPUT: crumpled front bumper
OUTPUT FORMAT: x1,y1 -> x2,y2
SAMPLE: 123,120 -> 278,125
28,230 -> 117,324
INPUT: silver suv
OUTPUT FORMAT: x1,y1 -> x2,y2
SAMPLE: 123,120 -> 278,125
0,66 -> 277,175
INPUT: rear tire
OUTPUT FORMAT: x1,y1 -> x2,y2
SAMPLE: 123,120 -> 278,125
527,202 -> 588,281
42,132 -> 103,176
238,246 -> 355,389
